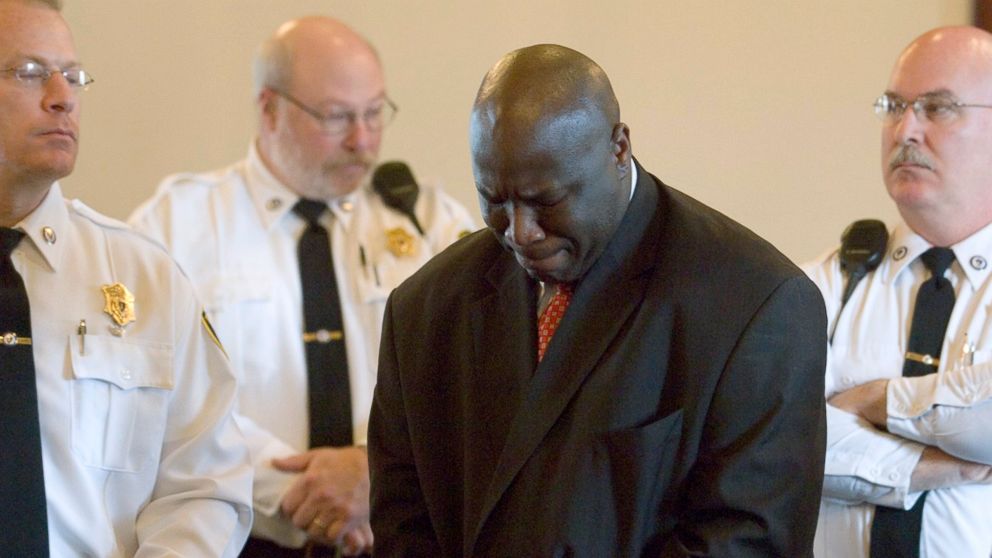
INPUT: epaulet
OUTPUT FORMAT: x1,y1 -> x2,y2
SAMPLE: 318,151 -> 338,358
68,198 -> 130,231
69,198 -> 173,256
158,167 -> 233,191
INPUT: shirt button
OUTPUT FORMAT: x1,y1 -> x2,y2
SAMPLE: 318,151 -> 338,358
842,376 -> 854,385
121,369 -> 132,381
888,472 -> 900,481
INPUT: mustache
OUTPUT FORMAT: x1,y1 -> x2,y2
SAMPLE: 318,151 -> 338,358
328,154 -> 376,169
888,145 -> 934,172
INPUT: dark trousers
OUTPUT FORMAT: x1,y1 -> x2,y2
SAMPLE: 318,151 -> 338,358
240,536 -> 337,558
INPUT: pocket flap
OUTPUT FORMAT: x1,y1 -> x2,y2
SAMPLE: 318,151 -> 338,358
356,273 -> 392,305
355,249 -> 434,305
69,334 -> 173,390
202,273 -> 272,310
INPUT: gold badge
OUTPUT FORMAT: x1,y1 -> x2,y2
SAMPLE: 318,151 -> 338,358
385,227 -> 416,257
101,282 -> 135,335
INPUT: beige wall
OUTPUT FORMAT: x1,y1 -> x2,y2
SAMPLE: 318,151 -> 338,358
61,1 -> 970,263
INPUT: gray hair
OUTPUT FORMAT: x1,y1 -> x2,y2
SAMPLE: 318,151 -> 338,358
252,32 -> 291,97
1,0 -> 63,9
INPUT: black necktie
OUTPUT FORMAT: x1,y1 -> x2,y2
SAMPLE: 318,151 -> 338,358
0,227 -> 50,556
294,200 -> 353,447
870,246 -> 955,558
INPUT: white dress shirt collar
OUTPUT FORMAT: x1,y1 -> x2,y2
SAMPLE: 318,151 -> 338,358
244,141 -> 364,232
882,220 -> 992,292
14,182 -> 71,273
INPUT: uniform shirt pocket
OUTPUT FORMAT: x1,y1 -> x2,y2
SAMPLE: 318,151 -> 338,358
355,250 -> 431,305
68,334 -> 173,473
197,273 -> 273,374
200,273 -> 272,312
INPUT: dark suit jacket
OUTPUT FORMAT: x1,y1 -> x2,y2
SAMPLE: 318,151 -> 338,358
368,163 -> 827,557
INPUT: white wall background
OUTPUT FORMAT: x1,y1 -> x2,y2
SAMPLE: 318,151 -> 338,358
60,1 -> 970,263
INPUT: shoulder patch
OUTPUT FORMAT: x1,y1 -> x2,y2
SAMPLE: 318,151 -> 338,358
201,311 -> 228,359
159,166 -> 237,192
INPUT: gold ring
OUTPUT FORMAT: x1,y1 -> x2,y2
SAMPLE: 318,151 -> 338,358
311,517 -> 328,529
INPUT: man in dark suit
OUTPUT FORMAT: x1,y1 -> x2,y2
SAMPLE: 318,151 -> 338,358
368,44 -> 827,557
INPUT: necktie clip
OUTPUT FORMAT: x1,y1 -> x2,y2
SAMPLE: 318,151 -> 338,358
905,351 -> 939,367
1,332 -> 31,346
303,329 -> 343,344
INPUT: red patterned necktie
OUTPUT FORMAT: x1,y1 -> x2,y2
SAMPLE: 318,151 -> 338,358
538,283 -> 573,361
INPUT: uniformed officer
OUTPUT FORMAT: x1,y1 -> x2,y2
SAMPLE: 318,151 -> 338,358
128,15 -> 475,557
0,0 -> 253,555
807,25 -> 992,558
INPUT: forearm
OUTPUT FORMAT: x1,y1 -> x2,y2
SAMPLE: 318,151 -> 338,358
828,379 -> 888,427
909,445 -> 992,492
236,412 -> 302,516
827,392 -> 992,498
137,299 -> 253,556
831,366 -> 992,466
822,404 -> 922,507
888,363 -> 992,464
139,397 -> 253,556
136,499 -> 246,558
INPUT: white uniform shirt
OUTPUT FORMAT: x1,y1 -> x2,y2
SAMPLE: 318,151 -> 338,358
887,356 -> 992,465
128,143 -> 477,547
10,183 -> 252,557
805,220 -> 992,558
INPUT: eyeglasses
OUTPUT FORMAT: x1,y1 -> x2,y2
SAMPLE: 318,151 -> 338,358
271,88 -> 397,135
1,61 -> 94,90
873,92 -> 992,124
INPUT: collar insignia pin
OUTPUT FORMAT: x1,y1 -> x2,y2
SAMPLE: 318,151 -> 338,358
41,226 -> 56,245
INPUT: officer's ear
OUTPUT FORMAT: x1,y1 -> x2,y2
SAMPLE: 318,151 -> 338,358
258,88 -> 279,131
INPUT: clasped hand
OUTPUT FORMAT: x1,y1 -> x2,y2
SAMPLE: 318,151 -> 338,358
273,446 -> 372,556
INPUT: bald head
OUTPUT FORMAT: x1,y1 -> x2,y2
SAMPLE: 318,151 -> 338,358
882,26 -> 992,246
472,44 -> 619,152
252,16 -> 380,97
891,26 -> 992,93
897,26 -> 992,68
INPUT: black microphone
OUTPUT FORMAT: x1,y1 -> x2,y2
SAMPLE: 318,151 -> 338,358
830,219 -> 888,343
839,219 -> 888,304
372,161 -> 425,236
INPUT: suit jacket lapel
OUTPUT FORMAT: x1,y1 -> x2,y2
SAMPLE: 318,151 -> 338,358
462,246 -> 537,548
470,162 -> 666,549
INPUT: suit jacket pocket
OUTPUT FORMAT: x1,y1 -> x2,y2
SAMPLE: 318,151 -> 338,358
601,409 -> 682,554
